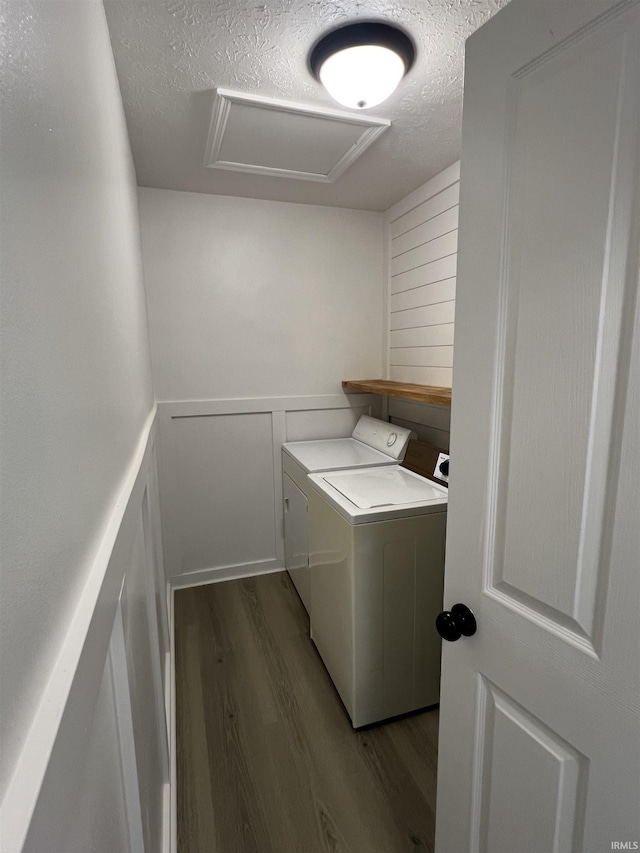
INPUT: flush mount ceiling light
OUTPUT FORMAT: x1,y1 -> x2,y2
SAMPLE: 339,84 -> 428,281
309,22 -> 415,111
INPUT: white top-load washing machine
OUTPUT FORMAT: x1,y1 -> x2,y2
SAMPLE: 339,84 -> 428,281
306,442 -> 449,728
282,416 -> 415,612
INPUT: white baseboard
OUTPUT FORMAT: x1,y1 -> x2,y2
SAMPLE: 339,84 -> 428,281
169,585 -> 177,853
163,650 -> 171,748
170,559 -> 284,590
162,781 -> 171,853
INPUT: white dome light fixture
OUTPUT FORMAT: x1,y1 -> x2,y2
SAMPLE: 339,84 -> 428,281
309,22 -> 415,111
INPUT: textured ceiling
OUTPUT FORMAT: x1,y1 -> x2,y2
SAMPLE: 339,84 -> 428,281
104,0 -> 509,211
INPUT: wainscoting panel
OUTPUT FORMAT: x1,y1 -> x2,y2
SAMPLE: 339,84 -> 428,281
121,510 -> 169,853
285,401 -> 378,442
157,394 -> 377,584
170,412 -> 277,575
4,411 -> 170,853
21,640 -> 133,853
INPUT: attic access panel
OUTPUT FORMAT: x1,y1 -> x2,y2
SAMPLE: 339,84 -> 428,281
205,88 -> 390,183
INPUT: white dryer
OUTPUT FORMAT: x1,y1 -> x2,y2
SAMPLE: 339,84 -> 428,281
282,416 -> 415,612
307,444 -> 449,728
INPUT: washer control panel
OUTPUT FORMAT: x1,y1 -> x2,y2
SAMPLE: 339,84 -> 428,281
401,440 -> 449,488
434,452 -> 450,484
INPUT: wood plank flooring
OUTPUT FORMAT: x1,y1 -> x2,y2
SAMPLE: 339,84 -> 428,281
175,571 -> 439,853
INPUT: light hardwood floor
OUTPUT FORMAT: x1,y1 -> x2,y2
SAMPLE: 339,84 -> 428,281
175,571 -> 439,853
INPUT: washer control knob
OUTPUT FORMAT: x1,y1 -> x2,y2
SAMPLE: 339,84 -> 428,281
434,451 -> 449,482
386,432 -> 398,447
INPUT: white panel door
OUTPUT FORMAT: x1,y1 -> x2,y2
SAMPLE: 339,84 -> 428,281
436,1 -> 640,852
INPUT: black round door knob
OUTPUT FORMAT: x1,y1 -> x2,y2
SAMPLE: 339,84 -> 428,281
436,603 -> 477,642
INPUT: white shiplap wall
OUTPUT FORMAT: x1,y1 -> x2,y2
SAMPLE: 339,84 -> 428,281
386,161 -> 460,387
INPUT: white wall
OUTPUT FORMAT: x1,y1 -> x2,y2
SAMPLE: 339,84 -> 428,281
386,161 -> 460,387
139,188 -> 385,581
138,188 -> 385,400
0,1 -> 168,849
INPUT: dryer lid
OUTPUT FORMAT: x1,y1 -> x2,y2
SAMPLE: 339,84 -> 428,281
321,466 -> 448,509
282,438 -> 395,473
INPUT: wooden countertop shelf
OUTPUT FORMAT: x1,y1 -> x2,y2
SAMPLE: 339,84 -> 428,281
342,379 -> 452,407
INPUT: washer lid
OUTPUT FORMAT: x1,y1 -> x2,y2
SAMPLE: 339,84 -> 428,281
282,438 -> 396,473
323,466 -> 448,508
308,465 -> 448,523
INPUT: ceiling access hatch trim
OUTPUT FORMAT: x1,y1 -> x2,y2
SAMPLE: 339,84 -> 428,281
205,88 -> 390,183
